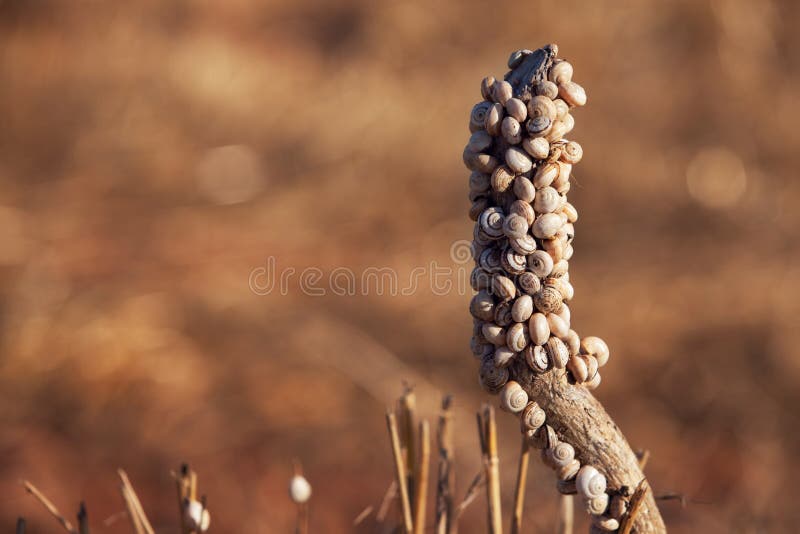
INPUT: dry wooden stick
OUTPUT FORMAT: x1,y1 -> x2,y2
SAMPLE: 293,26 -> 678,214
619,479 -> 650,534
21,480 -> 77,533
353,505 -> 374,526
413,420 -> 431,534
477,405 -> 502,534
637,449 -> 651,471
435,395 -> 455,534
16,518 -> 26,534
118,470 -> 154,534
399,386 -> 418,507
454,471 -> 485,520
120,485 -> 145,534
77,502 -> 89,534
376,481 -> 398,522
387,411 -> 414,534
557,495 -> 574,534
509,434 -> 530,534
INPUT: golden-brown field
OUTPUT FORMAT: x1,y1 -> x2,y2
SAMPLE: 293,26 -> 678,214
1,0 -> 798,532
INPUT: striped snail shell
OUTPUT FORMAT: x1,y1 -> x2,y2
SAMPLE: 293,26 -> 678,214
485,102 -> 504,135
469,290 -> 494,321
479,206 -> 505,238
467,130 -> 493,152
545,336 -> 570,369
473,224 -> 493,246
491,165 -> 515,193
561,140 -> 583,164
470,267 -> 492,291
503,213 -> 529,239
592,515 -> 620,532
528,312 -> 550,345
565,329 -> 581,356
491,80 -> 513,105
505,97 -> 528,122
576,466 -> 607,499
479,355 -> 509,393
517,271 -> 542,296
493,300 -> 513,326
482,323 -> 507,346
580,336 -> 610,367
493,346 -> 516,368
512,176 -> 536,203
509,234 -> 537,255
585,493 -> 610,516
567,353 -> 590,383
534,186 -> 561,213
558,81 -> 587,107
470,101 -> 492,131
532,213 -> 564,239
524,344 -> 550,373
501,116 -> 522,145
527,250 -> 554,278
548,61 -> 573,84
528,424 -> 557,450
528,95 -> 557,121
480,76 -> 495,101
520,401 -> 546,431
533,162 -> 560,188
478,247 -> 503,273
533,79 -> 559,100
534,284 -> 563,314
526,115 -> 552,136
505,147 -> 533,174
511,294 -> 534,323
557,459 -> 581,481
492,275 -> 517,301
506,322 -> 530,352
501,247 -> 527,274
509,199 -> 535,225
548,442 -> 576,468
522,136 -> 550,160
585,371 -> 602,390
547,312 -> 570,339
499,380 -> 528,413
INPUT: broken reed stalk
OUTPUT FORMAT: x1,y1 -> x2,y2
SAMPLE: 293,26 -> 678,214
435,396 -> 456,534
557,495 -> 574,534
118,469 -> 154,534
399,387 -> 417,507
22,480 -> 77,533
454,471 -> 485,520
16,518 -> 26,534
386,411 -> 415,533
509,434 -> 530,534
77,502 -> 89,534
619,479 -> 650,534
477,405 -> 502,534
413,420 -> 430,534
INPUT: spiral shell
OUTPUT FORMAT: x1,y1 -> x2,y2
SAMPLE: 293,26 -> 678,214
503,213 -> 529,239
469,290 -> 495,321
545,336 -> 569,369
557,459 -> 581,481
528,312 -> 550,345
545,120 -> 569,143
506,322 -> 529,352
478,247 -> 503,273
493,346 -> 516,368
567,353 -> 590,383
492,80 -> 513,105
505,147 -> 533,174
532,213 -> 563,239
580,336 -> 610,367
534,285 -> 563,314
479,207 -> 505,238
552,98 -> 569,119
467,130 -> 493,153
522,136 -> 550,160
549,442 -> 576,467
526,115 -> 552,136
528,424 -> 557,450
528,95 -> 557,121
551,259 -> 570,278
490,165 -> 514,194
480,356 -> 509,393
576,466 -> 607,499
533,162 -> 560,188
524,344 -> 550,373
512,176 -> 535,203
517,272 -> 541,296
509,234 -> 537,255
592,515 -> 620,532
482,323 -> 506,346
549,61 -> 573,84
510,294 -> 534,323
558,81 -> 587,107
533,79 -> 559,99
501,116 -> 522,145
520,401 -> 546,431
561,140 -> 583,164
526,252 -> 552,280
509,199 -> 535,225
480,76 -> 495,101
547,312 -> 570,339
585,493 -> 609,516
470,267 -> 492,291
493,300 -> 513,326
534,186 -> 561,214
499,380 -> 528,413
501,247 -> 527,274
470,101 -> 491,131
485,102 -> 504,136
505,97 -> 527,122
471,336 -> 493,358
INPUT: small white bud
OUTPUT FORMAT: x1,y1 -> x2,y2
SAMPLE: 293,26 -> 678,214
184,500 -> 210,532
289,475 -> 312,504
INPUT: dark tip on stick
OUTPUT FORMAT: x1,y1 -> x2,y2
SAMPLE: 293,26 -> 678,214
78,502 -> 89,534
16,518 -> 26,534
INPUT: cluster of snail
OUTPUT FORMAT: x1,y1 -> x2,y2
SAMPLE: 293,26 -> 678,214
465,47 -> 624,531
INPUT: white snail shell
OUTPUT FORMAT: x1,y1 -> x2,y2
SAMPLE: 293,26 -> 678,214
576,466 -> 607,499
505,147 -> 533,174
480,76 -> 495,101
469,290 -> 494,321
485,102 -> 504,135
467,130 -> 493,153
533,162 -> 560,189
509,199 -> 535,225
561,201 -> 578,223
542,237 -> 564,263
289,475 -> 312,504
482,323 -> 507,346
580,336 -> 610,367
491,80 -> 513,105
492,275 -> 516,301
511,295 -> 534,323
585,493 -> 610,516
527,250 -> 554,278
547,311 -> 570,339
545,336 -> 569,369
505,97 -> 528,122
585,371 -> 602,390
501,116 -> 522,145
553,161 -> 572,189
528,313 -> 550,346
534,186 -> 561,214
501,247 -> 527,274
527,95 -> 557,121
509,234 -> 537,255
526,115 -> 552,136
548,442 -> 576,468
512,176 -> 535,203
552,98 -> 569,119
567,353 -> 590,383
557,459 -> 581,481
518,272 -> 542,296
499,380 -> 528,413
470,101 -> 491,131
183,500 -> 211,532
565,329 -> 581,356
534,285 -> 563,314
551,259 -> 570,278
592,515 -> 620,532
491,165 -> 515,193
506,322 -> 530,352
533,80 -> 559,100
503,213 -> 529,239
522,136 -> 550,160
549,61 -> 573,84
532,213 -> 563,239
493,346 -> 516,368
561,140 -> 583,164
523,344 -> 550,373
558,81 -> 587,107
520,401 -> 546,431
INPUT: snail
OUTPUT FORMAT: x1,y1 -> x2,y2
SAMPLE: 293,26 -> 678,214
548,60 -> 573,84
479,206 -> 505,238
511,294 -> 534,323
567,353 -> 590,383
493,300 -> 513,326
565,329 -> 581,355
509,234 -> 537,255
491,165 -> 515,193
522,136 -> 550,160
558,81 -> 587,107
494,346 -> 516,368
547,311 -> 570,339
479,355 -> 509,393
518,271 -> 542,296
501,116 -> 522,145
532,213 -> 564,239
592,515 -> 620,532
533,80 -> 559,100
557,459 -> 581,481
548,442 -> 576,468
470,101 -> 492,131
527,250 -> 554,278
499,380 -> 528,413
478,247 -> 503,273
545,336 -> 570,369
528,95 -> 557,121
503,213 -> 529,239
521,401 -> 546,431
533,284 -> 563,314
533,186 -> 561,214
485,102 -> 504,135
183,500 -> 211,532
585,493 -> 610,516
492,275 -> 517,301
482,323 -> 507,347
491,80 -> 513,105
528,313 -> 551,346
512,176 -> 536,203
480,76 -> 495,101
580,336 -> 610,367
506,322 -> 530,352
505,147 -> 533,174
501,247 -> 527,274
561,140 -> 583,164
509,198 -> 535,224
524,344 -> 550,373
469,290 -> 495,321
467,130 -> 493,153
533,162 -> 560,188
576,466 -> 607,499
505,97 -> 528,122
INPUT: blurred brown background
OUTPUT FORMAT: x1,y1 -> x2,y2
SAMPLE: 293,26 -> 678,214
1,0 -> 798,532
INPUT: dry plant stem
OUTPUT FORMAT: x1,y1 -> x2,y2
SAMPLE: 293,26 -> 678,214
387,411 -> 415,534
435,396 -> 456,534
376,481 -> 398,522
16,518 -> 26,534
619,479 -> 650,534
399,388 -> 418,506
557,495 -> 573,534
118,470 -> 154,534
78,502 -> 89,534
503,46 -> 666,533
121,486 -> 145,534
22,480 -> 77,533
454,471 -> 485,520
637,449 -> 651,471
509,435 -> 530,534
413,420 -> 431,534
478,405 -> 502,534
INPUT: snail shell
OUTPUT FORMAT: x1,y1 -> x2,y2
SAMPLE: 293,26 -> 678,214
479,356 -> 509,393
534,285 -> 563,314
503,213 -> 529,239
512,176 -> 535,203
557,478 -> 578,495
493,300 -> 513,326
491,165 -> 515,193
522,136 -> 550,160
493,346 -> 516,368
542,237 -> 564,262
585,371 -> 602,390
547,312 -> 570,339
545,120 -> 569,143
506,322 -> 529,352
482,322 -> 507,346
527,250 -> 554,278
469,290 -> 495,321
499,380 -> 528,413
520,401 -> 546,431
491,80 -> 513,105
545,336 -> 570,368
533,80 -> 559,100
470,337 -> 494,359
608,495 -> 627,520
565,329 -> 581,356
562,113 -> 575,135
567,353 -> 590,383
585,493 -> 610,516
528,424 -> 556,450
592,515 -> 620,532
555,302 -> 571,326
526,115 -> 552,136
528,95 -> 557,121
492,275 -> 517,301
478,247 -> 503,273
552,98 -> 570,120
479,207 -> 505,238
470,101 -> 492,131
469,171 -> 491,194
480,76 -> 495,101
517,272 -> 542,296
470,267 -> 492,291
528,313 -> 550,346
585,355 -> 599,383
553,162 -> 572,189
501,247 -> 527,274
511,294 -> 534,323
473,224 -> 493,246
507,50 -> 531,69
505,147 -> 533,174
533,186 -> 561,214
523,344 -> 550,373
509,199 -> 535,225
533,162 -> 560,188
576,466 -> 607,499
551,259 -> 570,277
485,103 -> 504,136
532,213 -> 563,239
549,61 -> 573,84
505,97 -> 528,122
549,442 -> 576,468
469,197 -> 490,221
564,243 -> 574,260
557,459 -> 581,481
467,130 -> 493,153
509,234 -> 537,255
580,336 -> 610,367
558,81 -> 587,107
501,116 -> 522,145
465,151 -> 499,174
